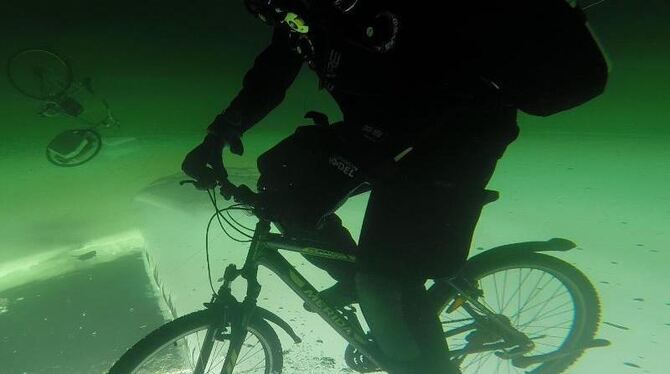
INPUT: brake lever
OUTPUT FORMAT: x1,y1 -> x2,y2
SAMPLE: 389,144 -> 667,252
181,179 -> 256,206
179,179 -> 214,191
233,184 -> 257,205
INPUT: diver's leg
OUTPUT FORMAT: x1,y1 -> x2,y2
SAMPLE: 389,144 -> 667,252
257,124 -> 363,285
354,173 -> 495,374
299,213 -> 360,309
298,213 -> 359,281
356,272 -> 461,374
352,87 -> 519,373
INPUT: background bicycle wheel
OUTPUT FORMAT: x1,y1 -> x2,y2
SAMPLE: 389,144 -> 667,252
7,49 -> 73,100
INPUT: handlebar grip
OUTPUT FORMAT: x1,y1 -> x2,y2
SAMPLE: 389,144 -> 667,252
180,179 -> 258,207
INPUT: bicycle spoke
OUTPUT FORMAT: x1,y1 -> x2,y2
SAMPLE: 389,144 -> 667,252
194,330 -> 204,368
514,292 -> 571,318
120,322 -> 272,374
206,341 -> 230,372
446,262 -> 589,374
236,350 -> 265,372
527,307 -> 574,327
210,339 -> 228,366
499,268 -> 534,319
492,272 -> 502,312
510,271 -> 553,317
524,323 -> 572,332
207,351 -> 228,373
237,338 -> 261,364
516,269 -> 523,326
462,352 -> 488,372
501,269 -> 509,313
237,343 -> 264,366
206,333 -> 265,373
513,274 -> 568,317
520,283 -> 570,330
511,297 -> 572,329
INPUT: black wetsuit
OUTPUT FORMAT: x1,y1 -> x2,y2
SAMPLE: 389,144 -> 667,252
222,7 -> 519,373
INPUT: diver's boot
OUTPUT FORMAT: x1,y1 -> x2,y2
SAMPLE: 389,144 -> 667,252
303,281 -> 357,313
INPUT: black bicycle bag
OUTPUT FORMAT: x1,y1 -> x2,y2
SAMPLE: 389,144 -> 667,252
456,0 -> 610,116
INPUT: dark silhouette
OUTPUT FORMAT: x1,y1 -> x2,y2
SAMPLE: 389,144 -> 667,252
182,1 -> 607,373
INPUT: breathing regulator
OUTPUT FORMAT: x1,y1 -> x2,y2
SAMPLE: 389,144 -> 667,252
243,0 -> 400,57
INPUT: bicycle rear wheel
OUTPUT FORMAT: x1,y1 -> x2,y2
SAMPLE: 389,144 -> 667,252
109,309 -> 283,374
440,251 -> 600,374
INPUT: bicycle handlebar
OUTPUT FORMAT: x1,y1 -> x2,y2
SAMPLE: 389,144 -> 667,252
180,179 -> 259,207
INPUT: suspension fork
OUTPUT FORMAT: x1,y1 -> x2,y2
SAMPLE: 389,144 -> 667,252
196,267 -> 254,374
219,219 -> 269,374
219,299 -> 257,374
191,285 -> 233,373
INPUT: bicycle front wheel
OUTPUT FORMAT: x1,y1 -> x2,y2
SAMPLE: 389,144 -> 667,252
441,251 -> 600,374
109,309 -> 283,374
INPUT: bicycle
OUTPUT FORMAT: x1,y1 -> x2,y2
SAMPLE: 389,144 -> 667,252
7,48 -> 119,166
109,179 -> 608,374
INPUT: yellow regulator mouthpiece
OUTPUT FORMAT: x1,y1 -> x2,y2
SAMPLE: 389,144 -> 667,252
284,12 -> 310,34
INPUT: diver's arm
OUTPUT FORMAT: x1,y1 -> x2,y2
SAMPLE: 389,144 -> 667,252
210,29 -> 303,136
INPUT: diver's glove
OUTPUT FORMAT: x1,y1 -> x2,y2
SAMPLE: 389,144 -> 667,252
181,133 -> 229,190
181,113 -> 245,190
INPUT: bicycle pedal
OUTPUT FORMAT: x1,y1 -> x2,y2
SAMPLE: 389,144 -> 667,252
446,296 -> 466,313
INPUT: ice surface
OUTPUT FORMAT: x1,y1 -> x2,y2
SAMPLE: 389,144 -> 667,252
1,127 -> 668,373
127,132 -> 670,374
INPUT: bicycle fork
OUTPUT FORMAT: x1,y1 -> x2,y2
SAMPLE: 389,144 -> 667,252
214,222 -> 268,374
222,264 -> 262,374
219,301 -> 256,374
194,262 -> 262,374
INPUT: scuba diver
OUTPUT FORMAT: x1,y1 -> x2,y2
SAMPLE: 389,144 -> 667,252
182,1 -> 607,373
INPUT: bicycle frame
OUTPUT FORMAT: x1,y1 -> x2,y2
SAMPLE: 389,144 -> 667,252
213,218 -> 392,373
209,215 -> 538,373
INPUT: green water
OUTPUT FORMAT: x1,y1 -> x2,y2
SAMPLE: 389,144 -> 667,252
0,1 -> 669,373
